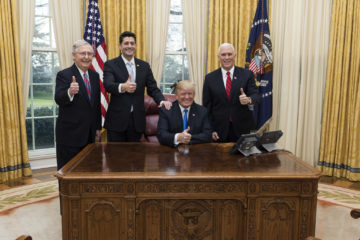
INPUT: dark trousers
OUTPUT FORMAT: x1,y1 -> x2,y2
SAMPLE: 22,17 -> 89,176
226,122 -> 251,142
56,144 -> 87,170
56,128 -> 93,170
107,112 -> 142,142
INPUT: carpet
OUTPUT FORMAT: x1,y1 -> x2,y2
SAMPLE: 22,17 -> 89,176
0,181 -> 359,240
0,180 -> 60,240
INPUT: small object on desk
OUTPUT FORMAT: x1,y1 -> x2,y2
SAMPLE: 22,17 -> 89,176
239,145 -> 262,157
229,133 -> 261,156
259,130 -> 283,152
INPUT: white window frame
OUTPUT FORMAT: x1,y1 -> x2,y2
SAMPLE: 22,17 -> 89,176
160,0 -> 189,93
27,0 -> 58,169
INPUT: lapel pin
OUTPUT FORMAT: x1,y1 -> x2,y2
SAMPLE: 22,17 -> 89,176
192,114 -> 195,117
234,76 -> 237,80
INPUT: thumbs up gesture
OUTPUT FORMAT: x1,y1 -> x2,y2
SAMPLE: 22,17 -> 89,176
177,127 -> 192,144
69,76 -> 79,96
121,75 -> 137,93
239,88 -> 252,105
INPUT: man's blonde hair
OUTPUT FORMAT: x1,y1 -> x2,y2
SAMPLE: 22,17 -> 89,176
175,80 -> 195,94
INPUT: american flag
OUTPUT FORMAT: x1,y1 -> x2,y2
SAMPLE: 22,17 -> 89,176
84,0 -> 108,126
249,57 -> 263,74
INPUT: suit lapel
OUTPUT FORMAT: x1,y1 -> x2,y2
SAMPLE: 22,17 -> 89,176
134,58 -> 142,83
188,103 -> 197,132
230,67 -> 240,100
88,70 -> 98,106
214,69 -> 228,100
117,56 -> 130,81
173,102 -> 184,131
230,67 -> 247,101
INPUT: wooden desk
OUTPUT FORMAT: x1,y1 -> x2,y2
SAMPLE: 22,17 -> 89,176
56,143 -> 321,240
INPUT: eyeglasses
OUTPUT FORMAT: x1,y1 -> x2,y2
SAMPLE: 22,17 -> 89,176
77,52 -> 94,57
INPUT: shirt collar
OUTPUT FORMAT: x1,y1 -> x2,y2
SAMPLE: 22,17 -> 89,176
221,66 -> 235,78
75,64 -> 88,78
178,103 -> 191,114
121,55 -> 135,66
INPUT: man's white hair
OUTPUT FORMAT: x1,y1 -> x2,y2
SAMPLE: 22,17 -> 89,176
218,43 -> 235,55
72,40 -> 93,54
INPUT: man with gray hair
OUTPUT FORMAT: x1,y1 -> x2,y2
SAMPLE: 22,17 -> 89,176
203,43 -> 260,142
157,80 -> 212,147
55,40 -> 102,170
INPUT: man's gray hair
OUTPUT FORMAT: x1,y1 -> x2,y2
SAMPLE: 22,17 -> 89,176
218,43 -> 235,55
72,40 -> 93,54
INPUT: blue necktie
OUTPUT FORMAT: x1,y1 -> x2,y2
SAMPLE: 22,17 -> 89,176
183,109 -> 188,130
126,62 -> 135,82
126,62 -> 134,111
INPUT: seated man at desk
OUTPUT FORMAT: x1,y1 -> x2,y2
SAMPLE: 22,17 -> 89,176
157,80 -> 212,147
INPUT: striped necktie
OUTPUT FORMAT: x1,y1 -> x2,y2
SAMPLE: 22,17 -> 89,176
226,72 -> 231,100
83,73 -> 91,102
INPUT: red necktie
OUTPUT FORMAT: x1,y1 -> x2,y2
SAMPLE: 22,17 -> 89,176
226,72 -> 232,100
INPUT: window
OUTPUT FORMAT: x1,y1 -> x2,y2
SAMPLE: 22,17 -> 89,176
26,0 -> 59,151
160,0 -> 189,93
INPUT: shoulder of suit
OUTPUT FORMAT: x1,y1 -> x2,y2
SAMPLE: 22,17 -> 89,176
161,100 -> 179,112
235,66 -> 252,75
192,102 -> 207,112
88,68 -> 99,76
205,68 -> 221,78
57,66 -> 72,75
104,56 -> 122,66
60,64 -> 77,76
134,57 -> 149,66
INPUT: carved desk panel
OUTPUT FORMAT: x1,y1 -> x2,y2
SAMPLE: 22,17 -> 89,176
56,143 -> 320,240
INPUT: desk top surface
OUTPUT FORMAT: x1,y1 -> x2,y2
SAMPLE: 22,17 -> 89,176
57,143 -> 321,180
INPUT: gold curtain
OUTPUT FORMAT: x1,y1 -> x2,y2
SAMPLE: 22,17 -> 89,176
0,0 -> 32,183
207,0 -> 263,73
318,0 -> 360,181
82,0 -> 146,60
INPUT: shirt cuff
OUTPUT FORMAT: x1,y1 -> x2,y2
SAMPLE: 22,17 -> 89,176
174,133 -> 180,145
68,88 -> 74,102
119,83 -> 124,93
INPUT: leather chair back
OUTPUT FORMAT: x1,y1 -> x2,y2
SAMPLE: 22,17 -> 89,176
141,94 -> 176,142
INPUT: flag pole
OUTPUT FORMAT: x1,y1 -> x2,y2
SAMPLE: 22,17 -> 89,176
83,0 -> 87,29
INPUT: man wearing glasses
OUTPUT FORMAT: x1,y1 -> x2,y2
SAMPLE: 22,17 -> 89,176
54,40 -> 102,170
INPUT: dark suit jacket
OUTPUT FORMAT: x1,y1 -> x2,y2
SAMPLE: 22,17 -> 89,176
203,66 -> 260,141
55,64 -> 102,147
157,101 -> 212,147
103,56 -> 164,133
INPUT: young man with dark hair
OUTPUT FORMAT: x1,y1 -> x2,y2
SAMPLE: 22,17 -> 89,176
104,31 -> 172,142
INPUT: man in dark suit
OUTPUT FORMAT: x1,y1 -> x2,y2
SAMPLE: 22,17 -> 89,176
158,80 -> 212,147
104,31 -> 172,142
55,40 -> 101,170
203,43 -> 260,142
